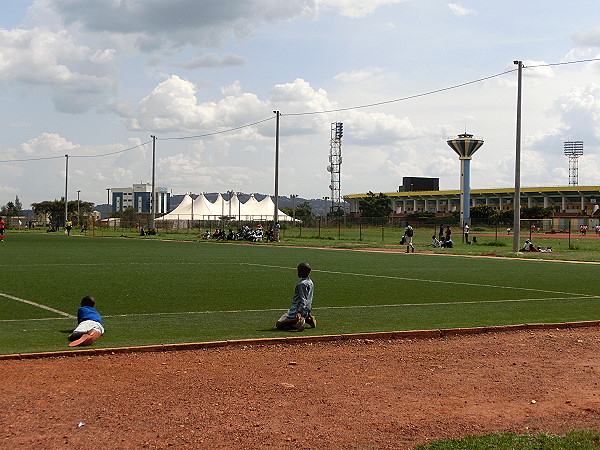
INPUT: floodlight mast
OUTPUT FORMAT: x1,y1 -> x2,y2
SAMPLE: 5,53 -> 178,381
564,141 -> 584,186
328,122 -> 343,213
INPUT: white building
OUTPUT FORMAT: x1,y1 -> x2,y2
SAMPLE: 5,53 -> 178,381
111,183 -> 170,214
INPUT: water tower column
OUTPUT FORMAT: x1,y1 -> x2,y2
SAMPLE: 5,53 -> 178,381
447,133 -> 484,229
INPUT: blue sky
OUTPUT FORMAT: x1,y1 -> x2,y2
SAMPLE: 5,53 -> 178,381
1,0 -> 600,207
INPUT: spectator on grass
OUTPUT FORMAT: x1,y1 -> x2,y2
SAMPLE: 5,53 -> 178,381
463,223 -> 469,243
521,239 -> 539,252
441,238 -> 454,248
445,226 -> 452,242
439,224 -> 444,241
68,296 -> 104,347
276,263 -> 316,331
0,217 -> 5,242
429,235 -> 441,248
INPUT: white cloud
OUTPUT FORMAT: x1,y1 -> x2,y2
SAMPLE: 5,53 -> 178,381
552,83 -> 600,143
317,0 -> 409,18
118,75 -> 268,133
0,27 -> 118,113
46,0 -> 319,52
175,53 -> 246,69
0,185 -> 20,195
448,3 -> 476,16
572,27 -> 600,47
19,133 -> 79,155
334,67 -> 384,83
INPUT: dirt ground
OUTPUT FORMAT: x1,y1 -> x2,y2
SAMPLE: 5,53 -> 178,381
1,326 -> 599,449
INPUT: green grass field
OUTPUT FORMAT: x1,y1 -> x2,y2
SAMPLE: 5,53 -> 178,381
1,232 -> 599,355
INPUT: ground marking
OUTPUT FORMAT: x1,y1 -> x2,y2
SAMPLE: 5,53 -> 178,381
0,292 -> 75,318
2,295 -> 598,323
240,263 -> 596,298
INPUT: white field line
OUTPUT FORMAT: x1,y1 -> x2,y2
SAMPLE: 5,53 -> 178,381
0,292 -> 75,318
240,263 -> 596,298
2,295 -> 598,323
5,261 -> 596,297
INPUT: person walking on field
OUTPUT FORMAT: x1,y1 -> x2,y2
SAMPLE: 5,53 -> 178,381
404,222 -> 415,253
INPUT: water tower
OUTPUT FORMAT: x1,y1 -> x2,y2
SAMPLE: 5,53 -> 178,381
564,141 -> 583,186
446,133 -> 484,227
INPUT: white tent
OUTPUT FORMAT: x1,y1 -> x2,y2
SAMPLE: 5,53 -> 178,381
157,193 -> 297,223
164,193 -> 192,218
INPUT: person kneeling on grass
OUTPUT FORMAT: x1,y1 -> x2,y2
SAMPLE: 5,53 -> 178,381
276,263 -> 316,331
68,296 -> 105,347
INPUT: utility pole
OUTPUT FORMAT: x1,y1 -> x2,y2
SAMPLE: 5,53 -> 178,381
513,60 -> 523,252
64,154 -> 69,227
77,190 -> 81,226
150,135 -> 156,230
273,111 -> 280,225
106,188 -> 111,219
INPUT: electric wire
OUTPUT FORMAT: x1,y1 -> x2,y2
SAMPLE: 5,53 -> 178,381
0,140 -> 152,163
156,116 -> 274,141
0,57 -> 598,163
283,68 -> 518,116
70,140 -> 152,158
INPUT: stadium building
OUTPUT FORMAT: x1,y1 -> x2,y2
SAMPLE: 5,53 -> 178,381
344,177 -> 600,224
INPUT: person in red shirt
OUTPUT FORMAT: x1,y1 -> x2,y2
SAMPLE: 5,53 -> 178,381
0,217 -> 5,242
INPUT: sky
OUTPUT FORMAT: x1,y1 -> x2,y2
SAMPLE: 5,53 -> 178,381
1,0 -> 600,208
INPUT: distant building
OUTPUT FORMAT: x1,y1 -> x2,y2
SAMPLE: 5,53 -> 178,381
111,183 -> 170,214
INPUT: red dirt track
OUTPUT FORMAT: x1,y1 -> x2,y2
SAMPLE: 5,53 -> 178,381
2,325 -> 600,449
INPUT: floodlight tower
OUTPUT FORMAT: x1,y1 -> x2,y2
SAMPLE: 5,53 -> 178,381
327,122 -> 343,213
564,141 -> 583,186
446,133 -> 484,227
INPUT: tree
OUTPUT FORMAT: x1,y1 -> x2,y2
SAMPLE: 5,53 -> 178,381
32,198 -> 95,226
326,208 -> 345,219
291,201 -> 314,225
358,192 -> 392,221
470,204 -> 496,220
0,195 -> 23,217
110,207 -> 139,226
520,206 -> 555,219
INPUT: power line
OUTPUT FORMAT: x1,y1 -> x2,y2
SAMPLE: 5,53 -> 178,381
283,69 -> 518,116
526,57 -> 600,69
0,155 -> 64,163
0,140 -> 152,164
157,116 -> 275,141
70,140 -> 152,158
1,57 -> 598,163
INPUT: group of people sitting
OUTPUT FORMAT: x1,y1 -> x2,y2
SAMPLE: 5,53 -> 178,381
199,224 -> 277,242
521,239 -> 552,252
139,227 -> 157,236
429,235 -> 460,248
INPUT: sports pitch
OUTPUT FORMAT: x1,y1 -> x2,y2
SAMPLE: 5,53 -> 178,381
1,233 -> 599,355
